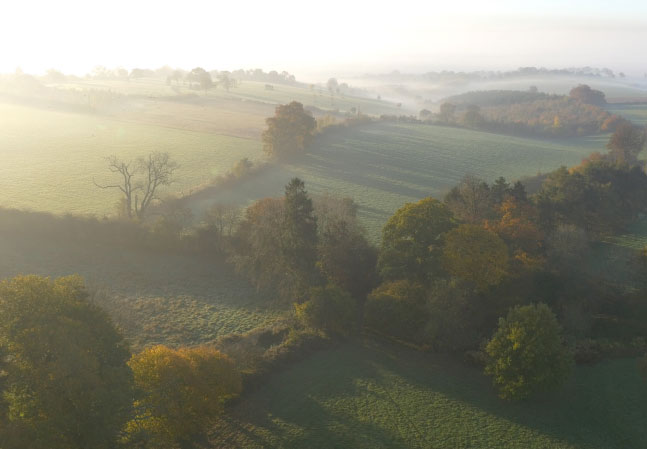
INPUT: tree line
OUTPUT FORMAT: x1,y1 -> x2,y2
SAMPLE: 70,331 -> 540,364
229,122 -> 647,401
4,102 -> 647,448
425,85 -> 618,138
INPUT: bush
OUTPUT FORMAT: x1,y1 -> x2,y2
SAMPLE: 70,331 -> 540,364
216,324 -> 334,393
573,338 -> 603,364
295,285 -> 357,335
485,303 -> 573,400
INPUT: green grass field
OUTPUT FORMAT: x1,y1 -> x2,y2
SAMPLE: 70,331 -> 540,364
603,217 -> 647,250
214,340 -> 647,449
607,104 -> 647,127
0,103 -> 263,216
1,101 -> 607,239
0,231 -> 286,351
56,78 -> 404,116
193,122 -> 608,239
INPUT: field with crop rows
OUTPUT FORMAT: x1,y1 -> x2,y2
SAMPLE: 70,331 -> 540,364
213,340 -> 647,449
195,122 -> 607,239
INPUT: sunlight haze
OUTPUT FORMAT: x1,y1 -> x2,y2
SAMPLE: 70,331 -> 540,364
4,0 -> 647,77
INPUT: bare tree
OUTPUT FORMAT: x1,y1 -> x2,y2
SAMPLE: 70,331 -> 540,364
204,203 -> 241,240
444,175 -> 491,223
94,151 -> 178,219
94,156 -> 138,218
137,152 -> 178,218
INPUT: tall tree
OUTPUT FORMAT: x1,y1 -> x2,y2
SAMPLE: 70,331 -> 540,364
442,224 -> 509,290
379,197 -> 455,282
606,122 -> 646,166
232,179 -> 320,301
485,303 -> 573,400
569,84 -> 606,106
327,77 -> 339,97
318,219 -> 378,301
282,178 -> 319,299
94,151 -> 178,219
217,71 -> 236,91
187,67 -> 212,93
231,197 -> 286,294
439,102 -> 456,123
262,102 -> 316,158
0,275 -> 133,449
444,175 -> 492,223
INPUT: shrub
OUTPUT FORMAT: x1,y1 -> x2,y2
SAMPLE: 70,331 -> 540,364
485,303 -> 573,400
573,338 -> 603,364
295,285 -> 357,335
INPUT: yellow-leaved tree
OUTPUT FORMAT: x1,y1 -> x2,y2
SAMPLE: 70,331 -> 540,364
125,345 -> 242,448
485,303 -> 573,400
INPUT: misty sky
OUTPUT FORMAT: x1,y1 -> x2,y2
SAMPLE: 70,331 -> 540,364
3,0 -> 647,78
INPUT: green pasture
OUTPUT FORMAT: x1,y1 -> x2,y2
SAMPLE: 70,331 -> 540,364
214,340 -> 647,449
55,78 -> 403,116
193,122 -> 608,239
607,104 -> 647,127
0,231 -> 285,351
0,103 -> 262,216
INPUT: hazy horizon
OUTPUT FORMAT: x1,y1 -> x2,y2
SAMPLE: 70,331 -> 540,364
4,0 -> 647,80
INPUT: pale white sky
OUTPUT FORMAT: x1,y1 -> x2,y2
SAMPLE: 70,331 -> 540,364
2,0 -> 647,78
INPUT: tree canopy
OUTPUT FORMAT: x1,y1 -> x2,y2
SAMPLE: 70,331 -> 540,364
379,197 -> 455,282
0,275 -> 133,449
442,224 -> 509,290
569,84 -> 606,106
262,101 -> 316,159
282,178 -> 319,299
125,345 -> 241,448
606,122 -> 646,166
485,303 -> 573,400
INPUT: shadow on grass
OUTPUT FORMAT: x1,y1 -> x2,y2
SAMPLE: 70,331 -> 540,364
213,391 -> 412,449
218,338 -> 647,449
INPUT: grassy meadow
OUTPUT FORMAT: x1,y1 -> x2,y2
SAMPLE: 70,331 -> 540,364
0,228 -> 286,350
214,340 -> 647,449
192,122 -> 607,239
56,77 -> 404,116
607,104 -> 647,127
0,98 -> 607,239
0,103 -> 263,216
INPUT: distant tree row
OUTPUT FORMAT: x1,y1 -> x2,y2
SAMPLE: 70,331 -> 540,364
430,86 -> 613,137
374,66 -> 619,84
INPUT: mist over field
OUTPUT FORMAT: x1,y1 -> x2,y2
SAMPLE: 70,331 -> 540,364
2,1 -> 647,448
